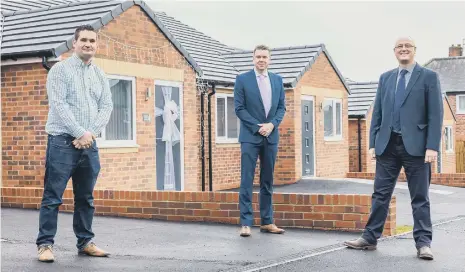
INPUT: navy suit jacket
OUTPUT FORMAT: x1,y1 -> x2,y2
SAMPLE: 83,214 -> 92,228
234,69 -> 286,144
370,63 -> 444,156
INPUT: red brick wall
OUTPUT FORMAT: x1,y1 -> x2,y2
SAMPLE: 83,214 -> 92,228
347,172 -> 465,188
1,6 -> 199,190
296,53 -> 349,177
0,187 -> 396,235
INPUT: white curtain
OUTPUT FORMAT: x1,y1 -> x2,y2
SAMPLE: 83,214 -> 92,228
155,86 -> 180,190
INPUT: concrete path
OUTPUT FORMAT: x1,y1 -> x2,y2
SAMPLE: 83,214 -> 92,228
247,216 -> 465,272
0,208 -> 358,272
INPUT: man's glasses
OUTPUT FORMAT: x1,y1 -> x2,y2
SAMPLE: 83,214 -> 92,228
395,44 -> 415,50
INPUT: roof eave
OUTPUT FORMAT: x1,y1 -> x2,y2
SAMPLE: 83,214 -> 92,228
321,44 -> 351,95
135,1 -> 203,76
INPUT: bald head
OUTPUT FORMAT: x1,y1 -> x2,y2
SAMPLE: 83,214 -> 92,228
395,37 -> 415,48
393,36 -> 416,66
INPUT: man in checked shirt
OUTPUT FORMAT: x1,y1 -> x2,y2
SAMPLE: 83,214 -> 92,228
36,25 -> 113,262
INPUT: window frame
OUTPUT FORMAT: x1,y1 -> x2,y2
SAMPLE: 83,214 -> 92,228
97,74 -> 138,148
445,126 -> 453,152
323,98 -> 343,141
457,95 -> 465,114
215,93 -> 240,144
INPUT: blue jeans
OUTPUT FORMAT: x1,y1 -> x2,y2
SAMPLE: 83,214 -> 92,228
36,134 -> 101,250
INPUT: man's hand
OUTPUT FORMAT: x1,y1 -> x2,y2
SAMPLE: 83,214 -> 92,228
258,123 -> 274,137
369,148 -> 376,160
425,149 -> 438,163
73,131 -> 94,149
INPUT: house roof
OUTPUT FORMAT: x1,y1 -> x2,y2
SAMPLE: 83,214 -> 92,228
1,0 -> 350,92
152,11 -> 238,84
221,45 -> 351,92
348,80 -> 456,121
348,81 -> 378,118
0,0 -> 203,75
423,56 -> 465,94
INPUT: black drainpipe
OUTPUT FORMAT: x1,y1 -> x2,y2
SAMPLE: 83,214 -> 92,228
207,83 -> 216,191
357,117 -> 362,172
200,91 -> 206,191
42,56 -> 51,71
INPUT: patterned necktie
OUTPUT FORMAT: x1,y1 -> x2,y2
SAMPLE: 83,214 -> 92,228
258,74 -> 271,117
392,69 -> 408,132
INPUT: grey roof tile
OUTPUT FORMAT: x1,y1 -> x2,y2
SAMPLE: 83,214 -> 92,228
347,81 -> 378,117
423,56 -> 465,94
0,0 -> 202,75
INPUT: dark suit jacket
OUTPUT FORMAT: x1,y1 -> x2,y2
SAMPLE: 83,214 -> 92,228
234,69 -> 286,144
369,63 -> 444,156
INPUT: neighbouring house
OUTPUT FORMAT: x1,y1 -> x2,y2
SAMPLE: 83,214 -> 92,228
347,80 -> 457,174
423,44 -> 465,142
1,0 -> 351,192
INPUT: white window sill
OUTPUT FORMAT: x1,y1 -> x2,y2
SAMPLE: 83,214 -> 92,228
457,111 -> 465,115
324,135 -> 343,142
96,141 -> 140,149
446,149 -> 454,153
216,138 -> 239,144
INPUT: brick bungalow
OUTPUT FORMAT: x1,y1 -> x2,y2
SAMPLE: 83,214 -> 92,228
155,14 -> 352,190
2,0 -> 351,193
347,80 -> 457,173
1,1 -> 204,191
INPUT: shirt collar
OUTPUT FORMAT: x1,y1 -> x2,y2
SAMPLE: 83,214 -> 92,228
71,53 -> 93,68
254,68 -> 268,77
398,61 -> 416,74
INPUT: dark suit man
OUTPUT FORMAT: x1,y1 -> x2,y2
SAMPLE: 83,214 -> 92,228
234,45 -> 286,237
344,37 -> 443,260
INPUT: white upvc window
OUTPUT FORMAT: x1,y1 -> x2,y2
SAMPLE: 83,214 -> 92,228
97,75 -> 137,148
445,126 -> 453,152
457,95 -> 465,114
323,98 -> 343,141
216,93 -> 240,143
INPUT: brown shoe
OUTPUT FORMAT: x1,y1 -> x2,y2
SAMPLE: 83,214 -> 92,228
38,245 -> 54,262
260,224 -> 285,234
344,237 -> 377,250
417,246 -> 433,260
79,242 -> 110,257
240,226 -> 251,237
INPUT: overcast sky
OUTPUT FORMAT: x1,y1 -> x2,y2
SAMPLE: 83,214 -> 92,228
147,1 -> 465,82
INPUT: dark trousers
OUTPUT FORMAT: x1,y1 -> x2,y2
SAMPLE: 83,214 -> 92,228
36,134 -> 101,250
239,140 -> 278,227
362,132 -> 432,248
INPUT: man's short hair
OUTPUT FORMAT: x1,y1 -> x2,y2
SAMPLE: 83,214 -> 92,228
254,44 -> 271,54
74,25 -> 97,41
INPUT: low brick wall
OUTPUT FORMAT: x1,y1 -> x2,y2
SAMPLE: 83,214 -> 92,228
1,187 -> 396,236
347,172 -> 465,188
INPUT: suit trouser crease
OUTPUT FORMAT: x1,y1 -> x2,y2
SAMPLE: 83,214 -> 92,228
362,134 -> 432,248
239,140 -> 277,226
36,135 -> 101,250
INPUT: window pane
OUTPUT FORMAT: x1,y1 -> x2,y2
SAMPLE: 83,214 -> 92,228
459,96 -> 465,111
106,79 -> 133,140
217,98 -> 225,137
226,97 -> 238,138
336,102 -> 342,136
324,101 -> 333,137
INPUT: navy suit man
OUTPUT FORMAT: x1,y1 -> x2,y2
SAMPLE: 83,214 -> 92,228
345,37 -> 443,261
234,45 -> 286,237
